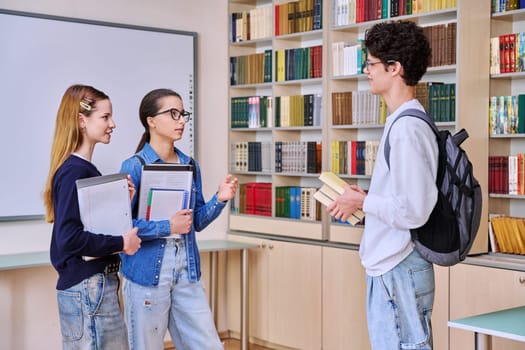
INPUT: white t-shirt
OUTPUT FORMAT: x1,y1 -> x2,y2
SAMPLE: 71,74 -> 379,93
360,99 -> 439,276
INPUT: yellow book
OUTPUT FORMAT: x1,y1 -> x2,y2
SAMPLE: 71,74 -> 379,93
331,141 -> 340,174
314,172 -> 365,225
490,216 -> 508,253
518,219 -> 525,254
313,187 -> 363,226
510,217 -> 525,254
276,49 -> 286,82
319,171 -> 348,194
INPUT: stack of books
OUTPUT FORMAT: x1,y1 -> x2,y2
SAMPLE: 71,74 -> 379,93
313,171 -> 365,226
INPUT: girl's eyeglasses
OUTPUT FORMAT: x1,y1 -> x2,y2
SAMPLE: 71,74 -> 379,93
151,108 -> 192,122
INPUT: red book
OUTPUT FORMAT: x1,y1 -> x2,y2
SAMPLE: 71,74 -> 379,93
499,35 -> 506,74
356,0 -> 364,23
254,183 -> 272,216
274,5 -> 280,36
509,33 -> 516,73
245,182 -> 257,214
503,156 -> 509,194
489,156 -> 495,194
351,141 -> 358,175
263,183 -> 272,216
504,34 -> 511,74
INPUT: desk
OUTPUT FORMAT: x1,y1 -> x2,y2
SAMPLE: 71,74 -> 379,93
198,239 -> 257,350
0,250 -> 50,270
0,240 -> 257,350
448,306 -> 525,350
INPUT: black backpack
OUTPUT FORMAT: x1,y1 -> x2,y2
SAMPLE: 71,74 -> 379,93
384,108 -> 482,266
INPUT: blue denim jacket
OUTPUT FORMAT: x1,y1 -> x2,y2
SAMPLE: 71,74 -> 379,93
119,143 -> 226,286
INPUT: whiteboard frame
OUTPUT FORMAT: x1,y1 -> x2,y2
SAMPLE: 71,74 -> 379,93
0,9 -> 197,221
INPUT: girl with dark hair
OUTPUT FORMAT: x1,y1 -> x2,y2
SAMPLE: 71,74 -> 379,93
120,88 -> 238,350
43,84 -> 141,349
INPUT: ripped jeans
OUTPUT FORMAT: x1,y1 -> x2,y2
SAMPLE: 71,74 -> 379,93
366,249 -> 435,350
123,238 -> 222,350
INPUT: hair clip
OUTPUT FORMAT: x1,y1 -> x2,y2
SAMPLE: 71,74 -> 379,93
79,101 -> 92,111
80,97 -> 94,112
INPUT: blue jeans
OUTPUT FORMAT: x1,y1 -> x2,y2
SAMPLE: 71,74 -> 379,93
124,238 -> 223,350
57,272 -> 128,350
366,249 -> 435,350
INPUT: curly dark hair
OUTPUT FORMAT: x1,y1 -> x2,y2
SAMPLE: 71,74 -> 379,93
365,21 -> 431,86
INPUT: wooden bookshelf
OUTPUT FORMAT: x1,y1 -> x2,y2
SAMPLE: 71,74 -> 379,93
227,1 -> 493,349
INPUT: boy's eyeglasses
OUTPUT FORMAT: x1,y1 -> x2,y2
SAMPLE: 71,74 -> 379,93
365,60 -> 383,68
365,59 -> 397,69
151,108 -> 192,122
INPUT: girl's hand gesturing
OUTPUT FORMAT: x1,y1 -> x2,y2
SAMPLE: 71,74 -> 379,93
217,175 -> 238,202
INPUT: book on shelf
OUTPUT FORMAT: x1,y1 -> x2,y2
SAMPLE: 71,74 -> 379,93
313,171 -> 365,226
489,94 -> 524,135
230,96 -> 273,129
274,45 -> 322,82
232,182 -> 272,217
274,0 -> 322,36
421,22 -> 456,67
274,185 -> 319,220
488,213 -> 502,253
274,94 -> 322,127
230,6 -> 272,43
489,154 -> 525,195
230,50 -> 272,86
490,215 -> 525,255
274,140 -> 321,174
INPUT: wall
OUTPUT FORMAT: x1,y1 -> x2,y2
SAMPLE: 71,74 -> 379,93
0,0 -> 230,243
0,0 -> 229,348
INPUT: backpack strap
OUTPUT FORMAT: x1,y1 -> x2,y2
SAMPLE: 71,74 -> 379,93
131,154 -> 197,218
131,155 -> 146,218
133,154 -> 146,166
384,108 -> 439,170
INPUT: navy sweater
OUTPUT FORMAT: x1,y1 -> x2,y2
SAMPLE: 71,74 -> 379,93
50,155 -> 123,290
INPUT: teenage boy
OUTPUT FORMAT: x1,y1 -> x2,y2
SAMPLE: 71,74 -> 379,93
327,21 -> 436,350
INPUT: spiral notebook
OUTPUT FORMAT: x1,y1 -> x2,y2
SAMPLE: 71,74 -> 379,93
146,188 -> 189,220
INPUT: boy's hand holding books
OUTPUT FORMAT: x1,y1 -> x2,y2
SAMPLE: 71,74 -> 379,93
327,184 -> 366,224
313,172 -> 366,226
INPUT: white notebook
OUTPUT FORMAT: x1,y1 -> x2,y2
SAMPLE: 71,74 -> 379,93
76,173 -> 132,236
147,188 -> 189,221
137,164 -> 194,220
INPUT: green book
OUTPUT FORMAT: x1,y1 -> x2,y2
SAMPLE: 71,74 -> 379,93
518,94 -> 525,133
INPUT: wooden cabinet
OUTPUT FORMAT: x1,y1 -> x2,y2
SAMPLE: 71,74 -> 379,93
433,266 -> 450,350
450,262 -> 525,349
322,246 -> 369,350
321,247 -> 450,350
226,235 -> 322,349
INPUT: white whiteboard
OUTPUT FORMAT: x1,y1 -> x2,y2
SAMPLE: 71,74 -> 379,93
0,10 -> 196,220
